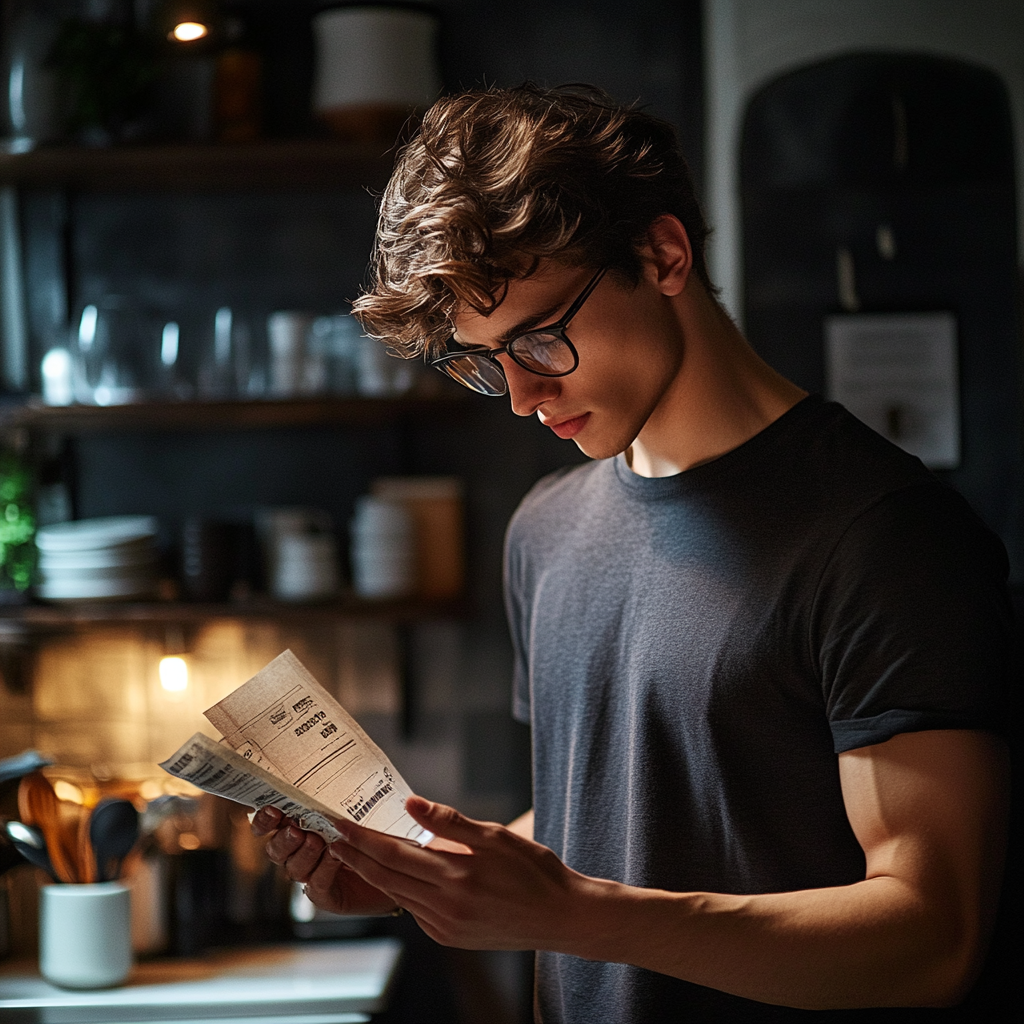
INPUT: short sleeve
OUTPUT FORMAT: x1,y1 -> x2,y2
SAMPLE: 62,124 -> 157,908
811,483 -> 1013,753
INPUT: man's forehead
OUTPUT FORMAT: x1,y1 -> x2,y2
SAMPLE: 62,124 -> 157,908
452,265 -> 588,344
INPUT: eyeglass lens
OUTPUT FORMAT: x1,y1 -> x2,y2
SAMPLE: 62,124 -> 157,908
437,355 -> 508,395
509,332 -> 576,374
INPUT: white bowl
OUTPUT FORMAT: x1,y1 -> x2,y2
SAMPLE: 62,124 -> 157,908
38,562 -> 157,584
36,574 -> 158,601
36,516 -> 159,553
38,542 -> 157,571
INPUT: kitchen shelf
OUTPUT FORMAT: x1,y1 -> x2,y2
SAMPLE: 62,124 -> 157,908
0,139 -> 395,191
0,593 -> 468,628
0,393 -> 471,433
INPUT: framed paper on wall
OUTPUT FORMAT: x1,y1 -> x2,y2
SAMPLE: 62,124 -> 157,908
825,311 -> 960,470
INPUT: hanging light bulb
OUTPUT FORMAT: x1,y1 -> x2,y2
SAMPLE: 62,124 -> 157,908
172,22 -> 208,42
160,625 -> 191,694
154,0 -> 222,45
159,655 -> 189,692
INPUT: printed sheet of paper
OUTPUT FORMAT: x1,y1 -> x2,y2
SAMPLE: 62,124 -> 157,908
202,650 -> 431,845
825,311 -> 960,469
159,732 -> 348,842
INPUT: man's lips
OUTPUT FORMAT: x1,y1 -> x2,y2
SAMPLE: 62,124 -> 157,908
543,412 -> 590,439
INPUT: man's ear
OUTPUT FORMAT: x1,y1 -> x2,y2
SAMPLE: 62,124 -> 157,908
642,214 -> 693,296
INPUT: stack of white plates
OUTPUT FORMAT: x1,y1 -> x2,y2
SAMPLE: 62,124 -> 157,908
35,516 -> 160,601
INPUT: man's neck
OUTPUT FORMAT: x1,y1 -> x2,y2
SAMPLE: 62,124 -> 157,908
626,293 -> 807,478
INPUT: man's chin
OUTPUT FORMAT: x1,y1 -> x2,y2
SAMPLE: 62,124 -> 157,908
571,434 -> 630,461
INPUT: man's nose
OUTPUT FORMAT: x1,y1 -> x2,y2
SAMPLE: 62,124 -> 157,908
502,357 -> 560,416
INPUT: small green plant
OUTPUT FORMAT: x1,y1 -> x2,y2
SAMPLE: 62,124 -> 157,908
0,450 -> 36,594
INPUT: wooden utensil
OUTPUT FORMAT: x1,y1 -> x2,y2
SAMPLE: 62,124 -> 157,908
18,771 -> 78,883
75,801 -> 96,884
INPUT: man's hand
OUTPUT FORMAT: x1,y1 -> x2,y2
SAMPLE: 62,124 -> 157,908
328,795 -> 591,949
250,805 -> 401,917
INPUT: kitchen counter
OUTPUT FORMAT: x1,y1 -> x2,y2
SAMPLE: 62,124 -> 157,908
0,938 -> 401,1023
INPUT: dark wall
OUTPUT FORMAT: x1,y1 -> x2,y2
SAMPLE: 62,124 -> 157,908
436,0 -> 705,195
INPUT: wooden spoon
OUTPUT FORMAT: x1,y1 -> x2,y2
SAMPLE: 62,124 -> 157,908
76,803 -> 96,884
18,771 -> 78,884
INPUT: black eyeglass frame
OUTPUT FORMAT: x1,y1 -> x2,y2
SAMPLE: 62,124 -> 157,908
428,267 -> 608,395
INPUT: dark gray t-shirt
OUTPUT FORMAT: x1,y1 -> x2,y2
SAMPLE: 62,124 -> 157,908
505,396 -> 1011,1023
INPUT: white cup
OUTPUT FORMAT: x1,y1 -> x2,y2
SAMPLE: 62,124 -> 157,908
350,496 -> 416,598
41,347 -> 74,405
273,532 -> 339,601
39,882 -> 132,989
255,506 -> 334,589
267,311 -> 315,396
354,337 -> 417,396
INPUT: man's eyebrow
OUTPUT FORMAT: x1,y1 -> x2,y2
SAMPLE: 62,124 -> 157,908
493,301 -> 565,345
451,298 -> 566,351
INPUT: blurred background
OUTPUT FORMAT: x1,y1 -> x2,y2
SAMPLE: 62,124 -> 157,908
0,1 -> 1020,1021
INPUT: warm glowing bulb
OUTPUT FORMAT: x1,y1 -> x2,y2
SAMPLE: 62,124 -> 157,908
160,655 -> 189,692
172,21 -> 208,41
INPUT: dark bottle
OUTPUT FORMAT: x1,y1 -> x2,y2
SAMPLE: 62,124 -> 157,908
214,15 -> 261,142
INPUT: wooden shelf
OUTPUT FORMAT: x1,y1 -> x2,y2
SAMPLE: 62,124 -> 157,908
0,594 -> 467,629
0,139 -> 395,192
0,393 -> 472,433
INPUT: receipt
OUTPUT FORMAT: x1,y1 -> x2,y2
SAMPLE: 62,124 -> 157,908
160,650 -> 432,845
159,732 -> 347,842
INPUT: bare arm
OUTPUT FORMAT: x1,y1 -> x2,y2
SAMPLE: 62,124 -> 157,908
573,729 -> 1008,1008
328,729 -> 1008,1010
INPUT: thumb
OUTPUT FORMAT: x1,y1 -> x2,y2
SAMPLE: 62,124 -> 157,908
405,795 -> 485,845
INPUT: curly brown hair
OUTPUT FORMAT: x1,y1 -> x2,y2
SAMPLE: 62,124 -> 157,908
351,83 -> 712,358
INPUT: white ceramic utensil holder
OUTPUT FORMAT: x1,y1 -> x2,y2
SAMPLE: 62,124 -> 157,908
39,882 -> 132,989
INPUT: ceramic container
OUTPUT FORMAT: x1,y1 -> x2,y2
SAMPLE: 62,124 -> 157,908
39,882 -> 132,989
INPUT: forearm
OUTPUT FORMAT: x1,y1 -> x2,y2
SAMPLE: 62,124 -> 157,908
562,874 -> 979,1011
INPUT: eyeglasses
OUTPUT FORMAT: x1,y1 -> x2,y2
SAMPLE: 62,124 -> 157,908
429,267 -> 607,396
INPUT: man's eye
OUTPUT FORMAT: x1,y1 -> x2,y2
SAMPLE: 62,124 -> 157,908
513,332 -> 564,352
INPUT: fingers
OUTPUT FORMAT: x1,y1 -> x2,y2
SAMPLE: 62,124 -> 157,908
328,798 -> 494,881
265,823 -> 328,883
330,834 -> 442,905
303,855 -> 347,906
405,795 -> 498,847
304,857 -> 405,917
250,805 -> 293,836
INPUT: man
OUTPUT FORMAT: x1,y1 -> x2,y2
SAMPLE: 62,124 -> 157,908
252,85 -> 1012,1021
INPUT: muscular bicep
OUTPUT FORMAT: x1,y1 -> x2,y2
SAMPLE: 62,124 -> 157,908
839,729 -> 1009,989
